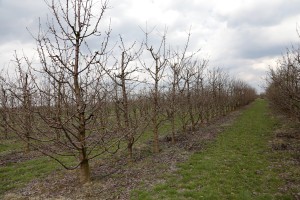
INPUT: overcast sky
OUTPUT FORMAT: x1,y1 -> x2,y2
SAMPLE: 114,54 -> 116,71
0,0 -> 300,93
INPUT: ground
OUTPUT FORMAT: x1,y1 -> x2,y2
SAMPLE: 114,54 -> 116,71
1,99 -> 299,200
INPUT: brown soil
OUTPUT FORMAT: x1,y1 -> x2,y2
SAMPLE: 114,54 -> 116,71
3,109 -> 243,200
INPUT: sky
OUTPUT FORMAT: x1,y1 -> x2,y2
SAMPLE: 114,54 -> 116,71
0,0 -> 300,93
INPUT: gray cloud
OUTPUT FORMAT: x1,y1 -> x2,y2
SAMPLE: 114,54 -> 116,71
237,43 -> 286,59
219,0 -> 300,28
1,0 -> 300,93
0,0 -> 48,43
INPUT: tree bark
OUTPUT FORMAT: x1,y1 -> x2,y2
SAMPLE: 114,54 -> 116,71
153,59 -> 160,153
79,158 -> 90,183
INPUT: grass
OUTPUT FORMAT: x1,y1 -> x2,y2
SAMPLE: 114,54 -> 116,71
1,99 -> 297,198
0,157 -> 62,194
0,151 -> 76,196
0,139 -> 24,155
0,113 -> 181,196
131,99 -> 294,199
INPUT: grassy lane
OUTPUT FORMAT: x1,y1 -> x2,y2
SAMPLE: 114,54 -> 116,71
132,99 -> 292,199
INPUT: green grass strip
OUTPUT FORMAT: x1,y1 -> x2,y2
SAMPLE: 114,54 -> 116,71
0,157 -> 62,195
0,154 -> 78,196
0,139 -> 24,155
131,99 -> 292,200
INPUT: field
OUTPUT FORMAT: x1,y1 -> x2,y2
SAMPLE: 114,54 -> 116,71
132,99 -> 300,199
0,99 -> 299,199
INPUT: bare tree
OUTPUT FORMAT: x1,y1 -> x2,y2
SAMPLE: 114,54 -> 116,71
166,32 -> 202,142
141,28 -> 169,153
105,36 -> 146,162
266,45 -> 300,121
193,59 -> 208,124
167,60 -> 182,143
5,53 -> 35,153
15,0 -> 118,183
0,0 -> 260,185
0,78 -> 9,139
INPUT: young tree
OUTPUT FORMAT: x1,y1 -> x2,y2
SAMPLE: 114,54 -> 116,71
0,79 -> 9,139
105,36 -> 145,162
5,54 -> 35,153
266,47 -> 300,120
193,59 -> 208,124
141,28 -> 169,153
166,32 -> 202,142
17,0 -> 118,183
167,60 -> 182,143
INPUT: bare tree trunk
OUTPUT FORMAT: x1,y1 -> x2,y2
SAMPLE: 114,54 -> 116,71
79,157 -> 90,183
1,87 -> 9,139
186,80 -> 195,130
170,103 -> 176,144
152,59 -> 160,153
170,65 -> 177,144
120,51 -> 134,161
23,73 -> 32,153
74,9 -> 90,182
